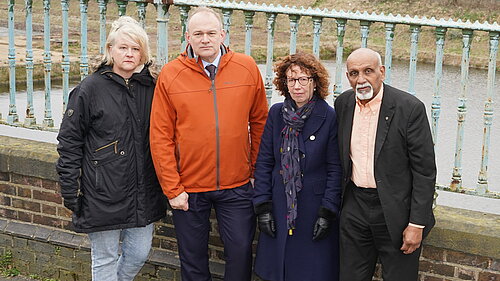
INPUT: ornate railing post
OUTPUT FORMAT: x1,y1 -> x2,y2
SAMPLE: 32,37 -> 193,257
116,0 -> 127,17
289,14 -> 300,55
179,5 -> 190,53
98,0 -> 108,56
265,12 -> 277,103
384,23 -> 396,85
408,25 -> 420,96
43,0 -> 54,127
451,29 -> 473,191
333,18 -> 346,99
360,20 -> 371,48
136,1 -> 148,29
312,16 -> 323,58
25,0 -> 36,126
432,27 -> 447,145
80,0 -> 89,80
156,2 -> 169,66
61,0 -> 70,112
477,31 -> 499,194
243,11 -> 255,56
7,0 -> 18,124
222,8 -> 233,47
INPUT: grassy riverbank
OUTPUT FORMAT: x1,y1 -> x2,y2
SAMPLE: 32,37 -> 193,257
0,0 -> 498,86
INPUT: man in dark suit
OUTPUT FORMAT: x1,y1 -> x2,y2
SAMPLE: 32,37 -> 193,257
334,48 -> 436,281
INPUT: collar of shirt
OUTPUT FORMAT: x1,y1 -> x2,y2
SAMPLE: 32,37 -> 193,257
201,50 -> 222,76
355,84 -> 384,114
134,64 -> 144,74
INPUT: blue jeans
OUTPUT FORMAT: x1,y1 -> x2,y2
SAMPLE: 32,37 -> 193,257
88,223 -> 154,281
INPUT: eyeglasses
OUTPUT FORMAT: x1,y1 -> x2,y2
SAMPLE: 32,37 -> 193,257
286,76 -> 313,87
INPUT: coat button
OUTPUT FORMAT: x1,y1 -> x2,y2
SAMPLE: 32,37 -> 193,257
93,161 -> 98,165
309,135 -> 316,141
302,154 -> 306,158
120,151 -> 125,155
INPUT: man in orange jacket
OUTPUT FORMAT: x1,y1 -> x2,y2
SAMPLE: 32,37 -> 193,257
150,6 -> 268,281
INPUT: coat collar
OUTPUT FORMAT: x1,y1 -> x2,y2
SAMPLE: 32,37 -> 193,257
99,64 -> 154,87
182,44 -> 231,74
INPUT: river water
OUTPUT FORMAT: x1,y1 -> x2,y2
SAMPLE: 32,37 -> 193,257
1,59 -> 499,213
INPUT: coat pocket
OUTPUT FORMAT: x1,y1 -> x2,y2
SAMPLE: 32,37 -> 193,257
91,141 -> 129,203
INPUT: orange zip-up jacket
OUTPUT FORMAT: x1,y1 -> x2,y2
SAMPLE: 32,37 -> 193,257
150,46 -> 268,199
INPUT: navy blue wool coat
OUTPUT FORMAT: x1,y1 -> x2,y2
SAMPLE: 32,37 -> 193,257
253,99 -> 342,281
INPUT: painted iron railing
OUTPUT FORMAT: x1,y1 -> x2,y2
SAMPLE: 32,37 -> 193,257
2,0 -> 500,199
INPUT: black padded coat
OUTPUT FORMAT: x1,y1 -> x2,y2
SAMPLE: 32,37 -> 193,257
56,64 -> 167,233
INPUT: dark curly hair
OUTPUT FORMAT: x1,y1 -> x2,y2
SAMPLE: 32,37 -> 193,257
273,51 -> 330,100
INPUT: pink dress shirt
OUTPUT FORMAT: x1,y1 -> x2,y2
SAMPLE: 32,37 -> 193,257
350,86 -> 383,189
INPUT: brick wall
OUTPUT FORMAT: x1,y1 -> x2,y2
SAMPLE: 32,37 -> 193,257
419,246 -> 500,281
0,135 -> 499,281
0,172 -> 70,230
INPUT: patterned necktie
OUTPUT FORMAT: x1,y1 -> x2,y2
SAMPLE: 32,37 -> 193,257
205,64 -> 216,80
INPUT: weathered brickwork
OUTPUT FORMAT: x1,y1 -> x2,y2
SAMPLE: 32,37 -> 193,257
0,174 -> 69,229
418,246 -> 500,281
0,136 -> 499,281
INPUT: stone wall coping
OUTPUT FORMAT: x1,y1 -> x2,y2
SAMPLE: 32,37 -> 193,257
424,205 -> 500,259
0,218 -> 89,250
0,135 -> 58,181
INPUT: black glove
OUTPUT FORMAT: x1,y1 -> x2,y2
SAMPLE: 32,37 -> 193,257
63,196 -> 81,215
312,206 -> 336,241
254,201 -> 276,238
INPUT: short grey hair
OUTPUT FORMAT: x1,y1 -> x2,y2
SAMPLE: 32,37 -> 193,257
186,6 -> 223,32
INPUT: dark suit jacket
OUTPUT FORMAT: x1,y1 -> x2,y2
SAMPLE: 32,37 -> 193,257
334,83 -> 436,248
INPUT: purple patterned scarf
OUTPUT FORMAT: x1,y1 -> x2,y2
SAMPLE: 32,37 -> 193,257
280,95 -> 317,234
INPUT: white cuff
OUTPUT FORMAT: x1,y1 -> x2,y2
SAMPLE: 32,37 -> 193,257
408,223 -> 425,229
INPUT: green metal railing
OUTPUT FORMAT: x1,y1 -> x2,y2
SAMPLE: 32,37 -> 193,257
3,0 -> 500,199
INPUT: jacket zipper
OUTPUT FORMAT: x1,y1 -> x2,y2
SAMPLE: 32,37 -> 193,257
95,140 -> 119,154
211,79 -> 221,190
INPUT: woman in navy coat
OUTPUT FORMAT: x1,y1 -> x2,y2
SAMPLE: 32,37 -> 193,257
253,52 -> 342,281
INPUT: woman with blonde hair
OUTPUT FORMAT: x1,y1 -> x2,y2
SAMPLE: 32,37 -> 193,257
56,16 -> 167,281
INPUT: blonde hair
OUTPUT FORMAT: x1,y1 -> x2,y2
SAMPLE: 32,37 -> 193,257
103,16 -> 151,66
187,6 -> 223,31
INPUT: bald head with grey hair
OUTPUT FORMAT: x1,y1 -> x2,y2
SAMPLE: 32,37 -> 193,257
346,48 -> 383,67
